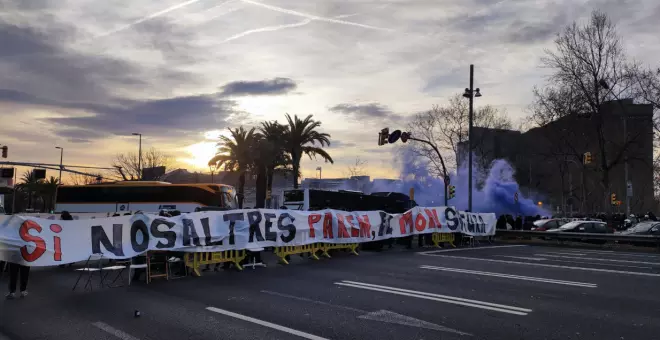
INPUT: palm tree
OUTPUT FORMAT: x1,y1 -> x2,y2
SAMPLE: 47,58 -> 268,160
18,170 -> 42,210
283,114 -> 334,188
208,127 -> 257,208
39,176 -> 60,212
259,121 -> 291,195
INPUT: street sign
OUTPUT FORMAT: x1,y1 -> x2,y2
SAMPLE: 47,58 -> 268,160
388,130 -> 402,144
626,181 -> 633,197
514,192 -> 518,202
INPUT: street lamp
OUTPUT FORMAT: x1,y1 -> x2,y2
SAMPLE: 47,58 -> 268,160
55,147 -> 63,185
316,167 -> 322,179
462,64 -> 482,212
209,163 -> 217,183
132,133 -> 142,180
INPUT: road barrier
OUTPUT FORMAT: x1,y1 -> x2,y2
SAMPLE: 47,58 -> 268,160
320,243 -> 359,258
432,233 -> 456,247
184,250 -> 247,276
496,230 -> 660,248
274,244 -> 322,264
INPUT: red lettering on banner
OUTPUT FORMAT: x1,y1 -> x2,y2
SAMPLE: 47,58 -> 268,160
19,220 -> 46,262
346,215 -> 360,237
424,208 -> 441,229
308,214 -> 321,238
50,224 -> 63,261
323,212 -> 334,239
399,211 -> 413,234
415,214 -> 427,232
336,214 -> 350,238
356,215 -> 371,237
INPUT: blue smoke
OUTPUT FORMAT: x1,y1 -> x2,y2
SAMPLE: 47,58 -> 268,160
372,149 -> 550,216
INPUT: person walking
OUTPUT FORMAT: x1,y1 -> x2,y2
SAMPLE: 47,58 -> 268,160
6,262 -> 30,299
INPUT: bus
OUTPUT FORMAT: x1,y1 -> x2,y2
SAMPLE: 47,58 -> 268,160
282,189 -> 416,214
55,181 -> 238,213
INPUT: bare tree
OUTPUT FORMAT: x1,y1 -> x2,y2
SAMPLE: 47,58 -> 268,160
345,157 -> 368,177
534,10 -> 644,211
408,94 -> 512,177
111,147 -> 172,180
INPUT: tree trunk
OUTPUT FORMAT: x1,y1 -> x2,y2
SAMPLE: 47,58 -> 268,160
255,165 -> 267,208
266,167 -> 274,192
238,172 -> 246,209
293,162 -> 300,189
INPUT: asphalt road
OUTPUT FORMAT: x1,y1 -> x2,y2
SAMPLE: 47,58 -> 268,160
1,243 -> 660,340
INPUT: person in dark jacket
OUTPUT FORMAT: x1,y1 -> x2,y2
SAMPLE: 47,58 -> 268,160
515,216 -> 523,230
59,211 -> 75,268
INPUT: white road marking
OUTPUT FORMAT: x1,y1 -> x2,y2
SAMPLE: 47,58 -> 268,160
260,290 -> 365,313
359,310 -> 472,336
532,257 -> 652,269
91,322 -> 141,340
417,245 -> 527,255
419,265 -> 597,288
496,256 -> 546,261
335,280 -> 532,316
562,249 -> 660,259
426,254 -> 660,277
548,252 -> 586,256
261,291 -> 471,335
536,254 -> 660,266
206,307 -> 329,340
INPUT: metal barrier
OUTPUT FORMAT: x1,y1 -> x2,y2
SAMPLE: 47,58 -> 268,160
320,243 -> 359,258
274,244 -> 321,264
497,230 -> 660,246
184,250 -> 247,276
431,233 -> 456,248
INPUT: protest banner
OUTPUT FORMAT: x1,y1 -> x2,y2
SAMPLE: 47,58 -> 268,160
0,206 -> 495,266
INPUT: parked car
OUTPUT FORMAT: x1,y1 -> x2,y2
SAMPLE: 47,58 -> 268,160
546,220 -> 610,243
532,219 -> 563,231
617,221 -> 660,236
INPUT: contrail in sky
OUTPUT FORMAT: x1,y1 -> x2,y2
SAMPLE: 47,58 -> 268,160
239,0 -> 391,31
94,0 -> 203,38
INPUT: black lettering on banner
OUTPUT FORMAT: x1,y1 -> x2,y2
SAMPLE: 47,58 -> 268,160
444,207 -> 459,231
200,217 -> 223,246
263,213 -> 277,241
182,218 -> 202,246
150,218 -> 176,249
467,213 -> 475,233
247,211 -> 265,242
477,215 -> 486,234
378,212 -> 393,236
277,212 -> 296,243
222,213 -> 243,245
91,224 -> 125,256
130,220 -> 149,253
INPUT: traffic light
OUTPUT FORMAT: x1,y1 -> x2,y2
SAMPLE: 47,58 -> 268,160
448,185 -> 456,199
34,169 -> 46,180
610,193 -> 617,205
583,152 -> 592,164
1,146 -> 7,158
378,128 -> 389,146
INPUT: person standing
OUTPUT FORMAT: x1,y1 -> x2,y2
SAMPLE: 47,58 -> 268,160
6,262 -> 30,299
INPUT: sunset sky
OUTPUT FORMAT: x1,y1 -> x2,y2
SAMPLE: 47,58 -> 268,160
1,0 -> 659,183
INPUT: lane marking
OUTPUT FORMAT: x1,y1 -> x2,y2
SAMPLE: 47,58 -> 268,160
536,254 -> 660,266
417,245 -> 527,255
496,256 -> 546,261
206,307 -> 329,340
261,290 -> 365,313
496,255 -> 652,269
335,280 -> 531,316
91,322 -> 141,340
419,265 -> 597,288
548,252 -> 586,256
559,249 -> 660,259
427,254 -> 660,277
261,291 -> 471,335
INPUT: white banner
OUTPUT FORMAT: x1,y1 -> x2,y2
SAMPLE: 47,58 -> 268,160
0,207 -> 495,266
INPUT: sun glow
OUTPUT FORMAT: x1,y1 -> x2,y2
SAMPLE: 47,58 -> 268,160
182,141 -> 218,169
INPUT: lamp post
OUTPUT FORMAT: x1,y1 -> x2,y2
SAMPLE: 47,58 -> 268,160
316,167 -> 322,179
209,163 -> 217,183
462,64 -> 482,212
55,147 -> 63,185
132,133 -> 142,180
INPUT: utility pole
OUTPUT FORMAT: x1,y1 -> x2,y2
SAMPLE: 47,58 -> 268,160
56,147 -> 63,184
462,65 -> 481,211
132,133 -> 142,180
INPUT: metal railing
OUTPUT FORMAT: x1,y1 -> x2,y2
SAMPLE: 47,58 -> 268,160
497,230 -> 660,245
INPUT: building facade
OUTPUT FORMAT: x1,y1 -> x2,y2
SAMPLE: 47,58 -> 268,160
459,99 -> 655,214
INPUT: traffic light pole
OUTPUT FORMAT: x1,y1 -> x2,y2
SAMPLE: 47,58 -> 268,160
408,136 -> 449,206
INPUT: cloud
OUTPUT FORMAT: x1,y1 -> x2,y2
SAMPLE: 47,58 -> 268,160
219,78 -> 298,96
327,140 -> 357,149
329,103 -> 401,120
